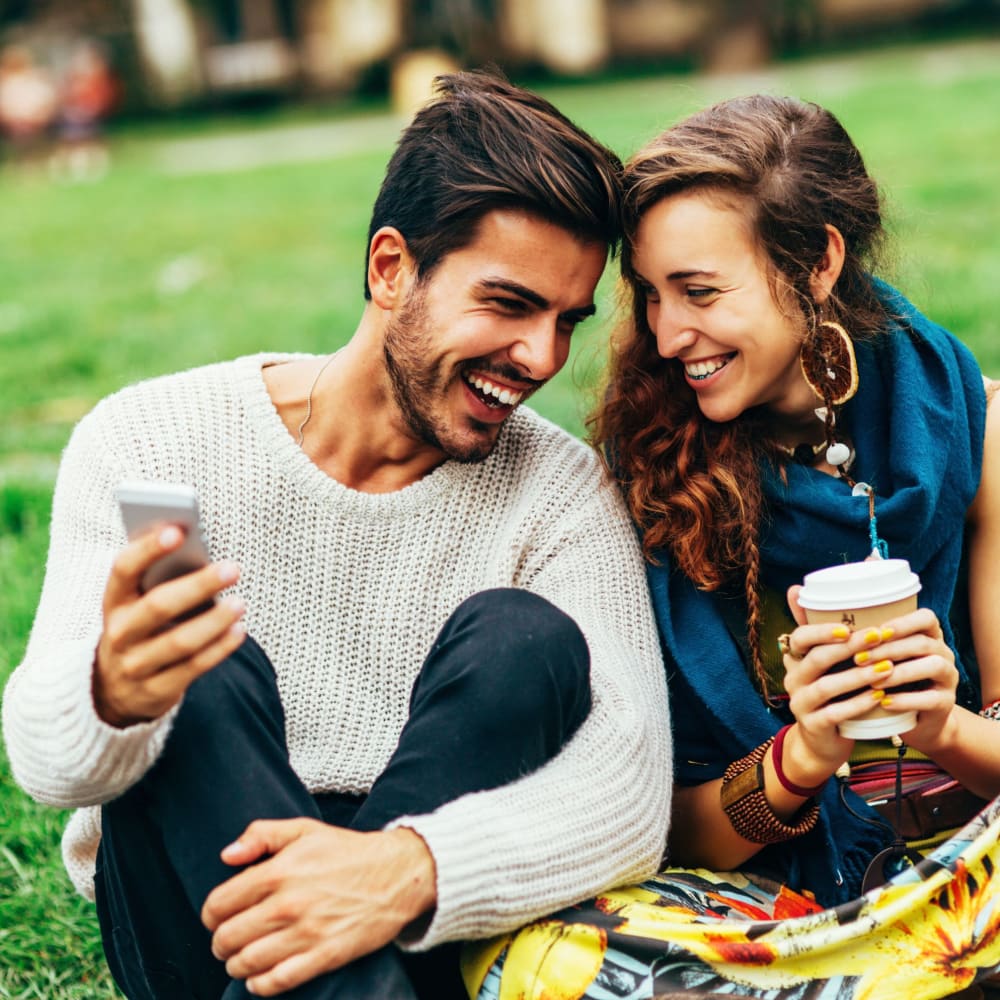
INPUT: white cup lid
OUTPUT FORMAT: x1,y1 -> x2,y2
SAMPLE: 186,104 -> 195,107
798,558 -> 921,610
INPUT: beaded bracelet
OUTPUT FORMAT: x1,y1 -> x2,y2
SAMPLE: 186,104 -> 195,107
721,738 -> 820,845
981,699 -> 1000,721
772,724 -> 828,798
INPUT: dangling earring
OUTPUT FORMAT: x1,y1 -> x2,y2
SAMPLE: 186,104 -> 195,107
800,319 -> 859,406
798,318 -> 858,472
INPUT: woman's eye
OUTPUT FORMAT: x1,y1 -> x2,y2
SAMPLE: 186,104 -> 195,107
638,283 -> 660,303
687,287 -> 719,301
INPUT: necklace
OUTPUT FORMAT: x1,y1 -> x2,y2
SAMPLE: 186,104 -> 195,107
295,351 -> 341,447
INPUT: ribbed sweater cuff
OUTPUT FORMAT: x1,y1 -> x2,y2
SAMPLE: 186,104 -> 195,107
387,813 -> 497,950
5,635 -> 177,806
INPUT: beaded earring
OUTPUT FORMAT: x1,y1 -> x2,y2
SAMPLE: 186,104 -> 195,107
799,319 -> 858,471
800,319 -> 859,406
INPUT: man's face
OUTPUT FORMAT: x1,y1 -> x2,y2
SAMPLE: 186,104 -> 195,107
383,209 -> 607,463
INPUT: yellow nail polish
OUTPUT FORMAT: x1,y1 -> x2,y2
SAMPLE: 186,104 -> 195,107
832,625 -> 850,639
871,688 -> 886,700
854,651 -> 871,665
880,696 -> 893,708
880,627 -> 895,641
863,629 -> 881,644
872,660 -> 893,674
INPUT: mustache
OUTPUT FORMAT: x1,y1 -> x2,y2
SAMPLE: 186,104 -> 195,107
463,360 -> 546,390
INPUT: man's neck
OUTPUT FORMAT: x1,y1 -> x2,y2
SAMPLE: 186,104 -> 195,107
264,330 -> 447,494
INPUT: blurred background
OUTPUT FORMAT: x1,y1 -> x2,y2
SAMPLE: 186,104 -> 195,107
2,0 -> 1000,113
2,2 -> 1000,996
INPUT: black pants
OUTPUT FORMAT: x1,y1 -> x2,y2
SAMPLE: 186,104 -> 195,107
94,588 -> 591,999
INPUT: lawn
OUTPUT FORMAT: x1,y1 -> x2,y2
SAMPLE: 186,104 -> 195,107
2,35 -> 1000,996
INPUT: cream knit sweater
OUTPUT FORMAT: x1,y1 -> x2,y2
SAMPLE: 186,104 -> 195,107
3,354 -> 671,949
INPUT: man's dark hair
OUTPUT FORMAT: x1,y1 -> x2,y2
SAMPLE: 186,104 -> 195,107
363,69 -> 623,298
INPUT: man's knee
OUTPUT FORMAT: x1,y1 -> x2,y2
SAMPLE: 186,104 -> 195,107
426,588 -> 591,730
172,634 -> 280,734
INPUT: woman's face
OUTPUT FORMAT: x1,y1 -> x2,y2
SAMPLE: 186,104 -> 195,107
631,190 -> 819,427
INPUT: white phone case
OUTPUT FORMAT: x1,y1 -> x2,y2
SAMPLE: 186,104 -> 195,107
116,481 -> 212,593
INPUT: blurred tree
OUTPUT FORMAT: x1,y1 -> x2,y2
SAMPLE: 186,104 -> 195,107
407,0 -> 497,64
702,0 -> 772,71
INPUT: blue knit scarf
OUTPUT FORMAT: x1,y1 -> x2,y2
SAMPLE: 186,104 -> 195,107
648,282 -> 986,903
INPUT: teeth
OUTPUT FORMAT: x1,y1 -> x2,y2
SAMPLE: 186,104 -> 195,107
467,374 -> 524,406
685,357 -> 729,379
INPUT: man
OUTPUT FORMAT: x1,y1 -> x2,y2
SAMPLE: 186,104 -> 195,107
3,72 -> 670,998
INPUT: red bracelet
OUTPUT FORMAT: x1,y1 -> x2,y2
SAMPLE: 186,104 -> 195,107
772,725 -> 827,798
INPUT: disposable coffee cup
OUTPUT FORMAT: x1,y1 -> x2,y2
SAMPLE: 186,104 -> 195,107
796,558 -> 921,740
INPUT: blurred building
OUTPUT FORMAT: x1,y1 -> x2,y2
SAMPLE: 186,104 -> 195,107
0,0 -> 994,114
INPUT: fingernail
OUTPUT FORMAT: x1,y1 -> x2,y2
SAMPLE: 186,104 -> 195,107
160,526 -> 182,547
229,621 -> 246,637
863,629 -> 881,644
222,596 -> 245,613
832,625 -> 850,639
217,561 -> 239,584
871,688 -> 886,700
855,651 -> 871,665
872,659 -> 893,674
880,627 -> 895,641
880,696 -> 893,707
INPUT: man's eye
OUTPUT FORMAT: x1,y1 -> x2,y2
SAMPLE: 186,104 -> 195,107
493,297 -> 528,312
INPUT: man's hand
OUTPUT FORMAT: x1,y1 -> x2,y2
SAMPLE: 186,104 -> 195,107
94,525 -> 246,727
201,819 -> 437,996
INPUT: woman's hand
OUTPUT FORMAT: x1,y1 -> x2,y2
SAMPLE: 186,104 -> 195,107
846,607 -> 959,755
782,587 -> 960,765
777,616 -> 857,782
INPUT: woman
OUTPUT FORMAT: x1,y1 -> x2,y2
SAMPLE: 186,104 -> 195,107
463,94 -> 1000,999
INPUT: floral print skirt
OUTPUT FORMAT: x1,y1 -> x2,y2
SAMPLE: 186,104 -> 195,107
463,799 -> 1000,1000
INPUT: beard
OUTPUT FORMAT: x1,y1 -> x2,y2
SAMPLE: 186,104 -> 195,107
383,284 -> 507,464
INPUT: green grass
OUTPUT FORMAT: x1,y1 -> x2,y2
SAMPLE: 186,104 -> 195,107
2,35 -> 1000,995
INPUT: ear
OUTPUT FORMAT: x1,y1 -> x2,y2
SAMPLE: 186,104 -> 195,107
808,224 -> 846,304
367,226 -> 415,309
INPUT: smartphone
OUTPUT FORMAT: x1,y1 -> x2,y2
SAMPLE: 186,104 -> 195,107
116,480 -> 213,597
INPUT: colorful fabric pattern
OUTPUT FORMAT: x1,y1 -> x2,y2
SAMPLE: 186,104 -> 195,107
464,798 -> 1000,999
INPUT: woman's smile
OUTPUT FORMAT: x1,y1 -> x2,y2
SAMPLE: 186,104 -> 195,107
683,353 -> 735,383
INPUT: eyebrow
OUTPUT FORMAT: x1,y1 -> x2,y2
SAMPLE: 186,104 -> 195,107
478,278 -> 597,321
631,267 -> 721,283
667,269 -> 721,281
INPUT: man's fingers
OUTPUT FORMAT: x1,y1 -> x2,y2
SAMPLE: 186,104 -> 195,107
133,561 -> 241,635
220,915 -> 347,983
137,595 -> 246,670
104,525 -> 184,610
96,601 -> 246,726
126,621 -> 247,716
103,560 -> 239,656
203,822 -> 315,929
222,818 -> 315,866
203,864 -> 276,933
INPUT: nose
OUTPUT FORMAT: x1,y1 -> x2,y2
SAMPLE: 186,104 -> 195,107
648,299 -> 697,359
507,319 -> 567,382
